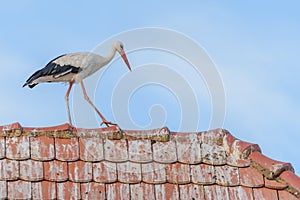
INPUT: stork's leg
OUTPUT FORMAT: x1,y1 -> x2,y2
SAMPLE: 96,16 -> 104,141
65,82 -> 73,126
80,81 -> 116,127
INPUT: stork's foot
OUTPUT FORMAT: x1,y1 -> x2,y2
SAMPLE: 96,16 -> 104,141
101,120 -> 118,127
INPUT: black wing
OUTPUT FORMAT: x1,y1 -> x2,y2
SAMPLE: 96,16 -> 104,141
23,54 -> 82,88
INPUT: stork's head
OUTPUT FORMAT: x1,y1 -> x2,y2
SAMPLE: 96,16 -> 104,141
113,41 -> 131,71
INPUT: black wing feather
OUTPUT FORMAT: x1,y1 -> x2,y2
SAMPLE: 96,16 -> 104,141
23,54 -> 82,88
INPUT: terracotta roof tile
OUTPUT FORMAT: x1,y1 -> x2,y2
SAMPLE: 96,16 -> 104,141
179,183 -> 205,200
106,182 -> 130,199
30,136 -> 55,161
0,181 -> 6,199
104,139 -> 128,162
215,165 -> 240,186
57,181 -> 81,199
264,176 -> 287,190
44,160 -> 68,182
240,166 -> 264,187
191,164 -> 215,184
68,160 -> 92,183
153,139 -> 177,163
128,139 -> 152,163
278,190 -> 300,200
0,123 -> 299,199
166,163 -> 190,184
93,161 -> 117,183
130,183 -> 156,200
55,137 -> 79,161
249,151 -> 294,179
32,181 -> 56,199
117,161 -> 142,183
253,187 -> 278,200
279,170 -> 300,197
141,162 -> 166,184
7,180 -> 31,199
155,183 -> 180,200
228,186 -> 254,200
6,136 -> 30,160
81,182 -> 105,199
20,160 -> 44,181
0,137 -> 5,159
174,132 -> 202,164
0,159 -> 19,180
204,185 -> 230,200
79,137 -> 104,162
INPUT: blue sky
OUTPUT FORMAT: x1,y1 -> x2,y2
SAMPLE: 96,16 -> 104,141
0,1 -> 299,174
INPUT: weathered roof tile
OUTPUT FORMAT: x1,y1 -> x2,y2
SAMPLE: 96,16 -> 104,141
204,185 -> 230,200
7,180 -> 31,200
130,183 -> 156,200
0,159 -> 19,180
166,163 -> 190,184
79,137 -> 104,162
264,176 -> 287,190
175,132 -> 201,164
44,160 -> 68,182
81,182 -> 105,200
117,161 -> 142,183
215,165 -> 240,186
30,136 -> 55,161
191,164 -> 215,184
155,183 -> 180,200
228,186 -> 254,200
240,166 -> 264,187
279,170 -> 300,197
32,181 -> 56,199
6,136 -> 29,160
104,139 -> 128,162
57,181 -> 81,199
0,137 -> 5,159
179,184 -> 205,200
68,160 -> 92,183
249,151 -> 294,179
253,187 -> 278,200
20,160 -> 43,181
106,183 -> 130,200
55,137 -> 79,161
153,139 -> 177,163
93,161 -> 117,183
0,181 -> 6,199
278,190 -> 300,200
128,139 -> 152,163
141,162 -> 166,184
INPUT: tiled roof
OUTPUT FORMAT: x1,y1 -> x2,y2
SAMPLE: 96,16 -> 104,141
0,122 -> 299,199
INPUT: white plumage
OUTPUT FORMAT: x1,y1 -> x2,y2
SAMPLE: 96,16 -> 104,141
23,41 -> 131,126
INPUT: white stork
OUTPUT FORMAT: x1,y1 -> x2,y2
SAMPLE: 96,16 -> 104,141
23,41 -> 131,126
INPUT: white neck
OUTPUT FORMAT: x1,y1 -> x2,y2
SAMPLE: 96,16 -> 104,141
103,44 -> 117,65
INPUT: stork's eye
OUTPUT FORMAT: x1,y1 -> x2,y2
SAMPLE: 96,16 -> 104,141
120,44 -> 124,49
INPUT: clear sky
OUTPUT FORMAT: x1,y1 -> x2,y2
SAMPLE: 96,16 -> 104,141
0,1 -> 299,174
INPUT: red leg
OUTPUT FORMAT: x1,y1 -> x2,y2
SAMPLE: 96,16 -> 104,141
65,82 -> 73,126
80,81 -> 116,127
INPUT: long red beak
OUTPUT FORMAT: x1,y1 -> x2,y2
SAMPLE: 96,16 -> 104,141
120,51 -> 131,71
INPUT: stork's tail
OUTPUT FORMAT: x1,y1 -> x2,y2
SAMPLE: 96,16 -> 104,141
23,69 -> 41,88
22,82 -> 37,88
